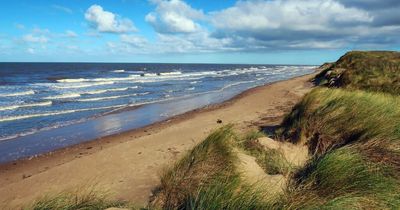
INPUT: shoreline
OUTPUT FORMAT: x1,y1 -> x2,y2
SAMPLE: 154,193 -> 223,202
0,71 -> 316,166
0,71 -> 318,208
0,72 -> 313,164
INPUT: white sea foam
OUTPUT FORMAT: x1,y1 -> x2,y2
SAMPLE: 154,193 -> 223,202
185,71 -> 218,77
112,69 -> 125,73
84,87 -> 129,95
0,104 -> 126,123
57,76 -> 140,83
76,93 -> 138,102
55,71 -> 218,86
54,81 -> 115,89
44,93 -> 81,100
218,81 -> 257,92
91,75 -> 140,82
186,87 -> 195,91
57,78 -> 87,83
160,71 -> 182,76
55,67 -> 287,87
143,73 -> 158,77
0,90 -> 35,97
0,101 -> 52,111
84,90 -> 108,95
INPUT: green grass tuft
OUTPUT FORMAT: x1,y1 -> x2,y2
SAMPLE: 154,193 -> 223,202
239,130 -> 293,176
151,125 -> 238,209
315,51 -> 400,95
184,175 -> 269,210
258,148 -> 293,176
25,188 -> 129,210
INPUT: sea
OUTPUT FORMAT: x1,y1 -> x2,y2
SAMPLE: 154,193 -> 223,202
0,63 -> 316,163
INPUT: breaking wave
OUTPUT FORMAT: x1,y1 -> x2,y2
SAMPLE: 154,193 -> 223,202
0,104 -> 127,123
76,93 -> 138,102
0,90 -> 35,97
54,81 -> 115,89
0,101 -> 52,111
112,69 -> 125,73
44,93 -> 81,100
83,87 -> 130,95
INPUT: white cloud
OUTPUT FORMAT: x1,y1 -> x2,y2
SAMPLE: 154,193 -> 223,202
22,34 -> 48,43
108,30 -> 233,54
205,0 -> 391,51
100,0 -> 400,55
85,4 -> 136,33
63,45 -> 82,53
52,4 -> 73,14
120,34 -> 148,47
157,31 -> 235,52
211,0 -> 372,32
64,30 -> 78,38
139,0 -> 383,53
146,0 -> 205,33
32,27 -> 50,34
17,0 -> 399,58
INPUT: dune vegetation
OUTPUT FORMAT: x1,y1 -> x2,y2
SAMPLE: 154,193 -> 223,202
27,51 -> 400,209
149,126 -> 271,210
25,188 -> 129,210
315,51 -> 400,94
275,88 -> 400,209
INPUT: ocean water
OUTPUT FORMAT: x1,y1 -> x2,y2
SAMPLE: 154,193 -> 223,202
0,63 -> 315,162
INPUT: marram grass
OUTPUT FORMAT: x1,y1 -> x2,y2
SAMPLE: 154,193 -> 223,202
239,131 -> 293,176
315,51 -> 400,95
25,187 -> 129,210
276,87 -> 400,209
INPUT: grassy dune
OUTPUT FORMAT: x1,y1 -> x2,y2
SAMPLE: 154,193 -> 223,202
315,51 -> 400,94
277,88 -> 400,209
279,88 -> 400,155
275,51 -> 400,208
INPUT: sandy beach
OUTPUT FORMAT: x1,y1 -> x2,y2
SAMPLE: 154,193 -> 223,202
1,0 -> 398,208
0,72 -> 317,208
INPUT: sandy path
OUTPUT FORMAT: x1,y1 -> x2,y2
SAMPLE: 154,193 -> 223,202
236,137 -> 309,196
237,152 -> 286,194
258,137 -> 309,166
0,73 -> 316,208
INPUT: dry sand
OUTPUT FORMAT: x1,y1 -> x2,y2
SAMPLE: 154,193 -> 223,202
0,73 -> 316,208
237,136 -> 310,197
237,151 -> 286,195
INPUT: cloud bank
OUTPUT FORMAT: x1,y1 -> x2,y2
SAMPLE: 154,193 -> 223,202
104,0 -> 400,55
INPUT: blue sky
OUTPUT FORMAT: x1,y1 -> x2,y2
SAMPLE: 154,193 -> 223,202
0,0 -> 399,64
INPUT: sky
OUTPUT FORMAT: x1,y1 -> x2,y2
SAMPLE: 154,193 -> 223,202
0,0 -> 399,64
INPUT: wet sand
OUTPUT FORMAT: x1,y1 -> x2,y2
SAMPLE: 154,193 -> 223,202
0,72 -> 317,208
